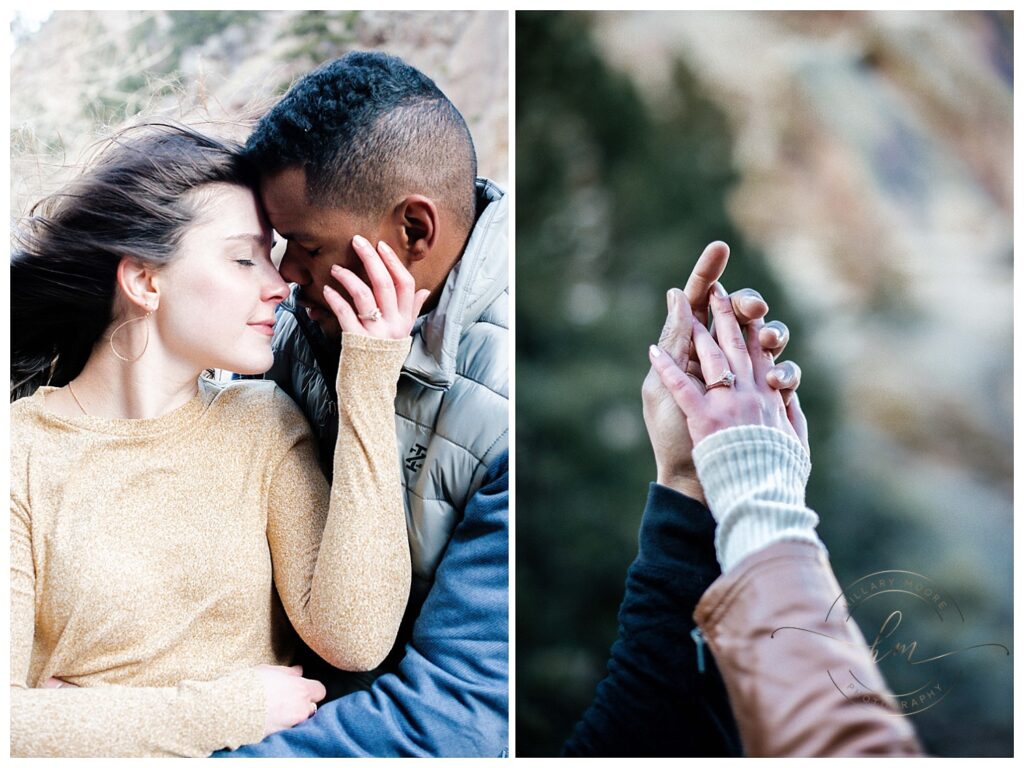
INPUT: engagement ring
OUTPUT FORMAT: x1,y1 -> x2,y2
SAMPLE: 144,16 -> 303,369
705,370 -> 736,391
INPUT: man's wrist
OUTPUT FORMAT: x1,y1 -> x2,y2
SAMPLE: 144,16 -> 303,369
655,472 -> 706,506
637,483 -> 719,582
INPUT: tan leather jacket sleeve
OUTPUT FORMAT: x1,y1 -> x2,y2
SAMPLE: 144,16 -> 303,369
694,540 -> 923,756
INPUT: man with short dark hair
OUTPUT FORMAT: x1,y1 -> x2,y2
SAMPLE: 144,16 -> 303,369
217,52 -> 508,757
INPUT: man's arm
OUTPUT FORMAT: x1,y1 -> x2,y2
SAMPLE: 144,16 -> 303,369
562,483 -> 741,756
216,452 -> 508,758
565,243 -> 796,755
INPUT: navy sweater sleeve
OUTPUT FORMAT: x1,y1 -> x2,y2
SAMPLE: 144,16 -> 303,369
215,452 -> 509,757
562,483 -> 742,756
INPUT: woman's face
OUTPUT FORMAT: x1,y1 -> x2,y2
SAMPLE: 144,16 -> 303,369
154,183 -> 289,375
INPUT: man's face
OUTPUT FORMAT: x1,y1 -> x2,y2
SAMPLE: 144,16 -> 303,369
259,166 -> 384,341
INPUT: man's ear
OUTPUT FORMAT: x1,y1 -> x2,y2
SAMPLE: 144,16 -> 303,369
116,257 -> 161,312
393,195 -> 439,261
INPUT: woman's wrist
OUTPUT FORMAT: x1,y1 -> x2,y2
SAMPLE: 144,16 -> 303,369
178,666 -> 266,752
693,425 -> 824,572
337,332 -> 410,390
340,331 -> 412,352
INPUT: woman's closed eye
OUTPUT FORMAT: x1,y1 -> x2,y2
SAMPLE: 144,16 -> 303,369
235,258 -> 257,267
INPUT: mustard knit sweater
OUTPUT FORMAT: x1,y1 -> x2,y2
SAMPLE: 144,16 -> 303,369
10,333 -> 412,757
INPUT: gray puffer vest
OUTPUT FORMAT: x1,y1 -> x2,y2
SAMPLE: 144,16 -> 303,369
264,178 -> 508,602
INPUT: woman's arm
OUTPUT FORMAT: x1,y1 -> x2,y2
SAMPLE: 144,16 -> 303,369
265,236 -> 428,672
10,495 -> 268,757
216,454 -> 510,758
265,336 -> 411,671
691,426 -> 919,754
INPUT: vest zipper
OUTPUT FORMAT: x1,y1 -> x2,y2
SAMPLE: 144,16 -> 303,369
691,626 -> 706,674
399,369 -> 450,391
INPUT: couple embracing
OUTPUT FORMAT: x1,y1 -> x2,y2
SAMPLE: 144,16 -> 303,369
11,52 -> 508,757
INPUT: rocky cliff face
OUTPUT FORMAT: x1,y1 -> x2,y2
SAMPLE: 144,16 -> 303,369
594,9 -> 1012,546
11,10 -> 508,212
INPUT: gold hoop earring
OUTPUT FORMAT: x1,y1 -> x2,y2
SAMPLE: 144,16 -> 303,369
108,311 -> 152,363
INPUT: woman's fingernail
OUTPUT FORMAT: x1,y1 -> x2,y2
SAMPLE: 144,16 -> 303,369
323,284 -> 334,294
712,282 -> 728,298
352,234 -> 370,248
378,240 -> 394,255
666,290 -> 676,310
649,344 -> 662,358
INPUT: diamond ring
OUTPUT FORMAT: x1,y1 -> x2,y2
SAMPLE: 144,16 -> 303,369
705,370 -> 736,391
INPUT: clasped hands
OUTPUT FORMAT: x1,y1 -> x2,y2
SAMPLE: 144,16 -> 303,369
641,241 -> 805,506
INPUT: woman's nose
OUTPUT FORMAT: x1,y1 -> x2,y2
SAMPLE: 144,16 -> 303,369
263,265 -> 291,304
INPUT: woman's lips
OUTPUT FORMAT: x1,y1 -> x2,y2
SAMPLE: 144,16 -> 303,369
248,321 -> 276,336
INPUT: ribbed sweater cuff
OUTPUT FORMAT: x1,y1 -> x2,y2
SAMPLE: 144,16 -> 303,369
692,425 -> 824,573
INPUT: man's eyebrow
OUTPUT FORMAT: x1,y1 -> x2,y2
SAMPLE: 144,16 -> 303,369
274,230 -> 315,242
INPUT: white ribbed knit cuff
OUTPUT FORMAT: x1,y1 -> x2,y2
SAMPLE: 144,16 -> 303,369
692,425 -> 825,573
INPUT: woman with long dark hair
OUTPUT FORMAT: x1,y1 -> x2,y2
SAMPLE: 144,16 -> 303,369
10,125 -> 426,756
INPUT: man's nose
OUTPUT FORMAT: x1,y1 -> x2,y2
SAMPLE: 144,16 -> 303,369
278,244 -> 309,285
